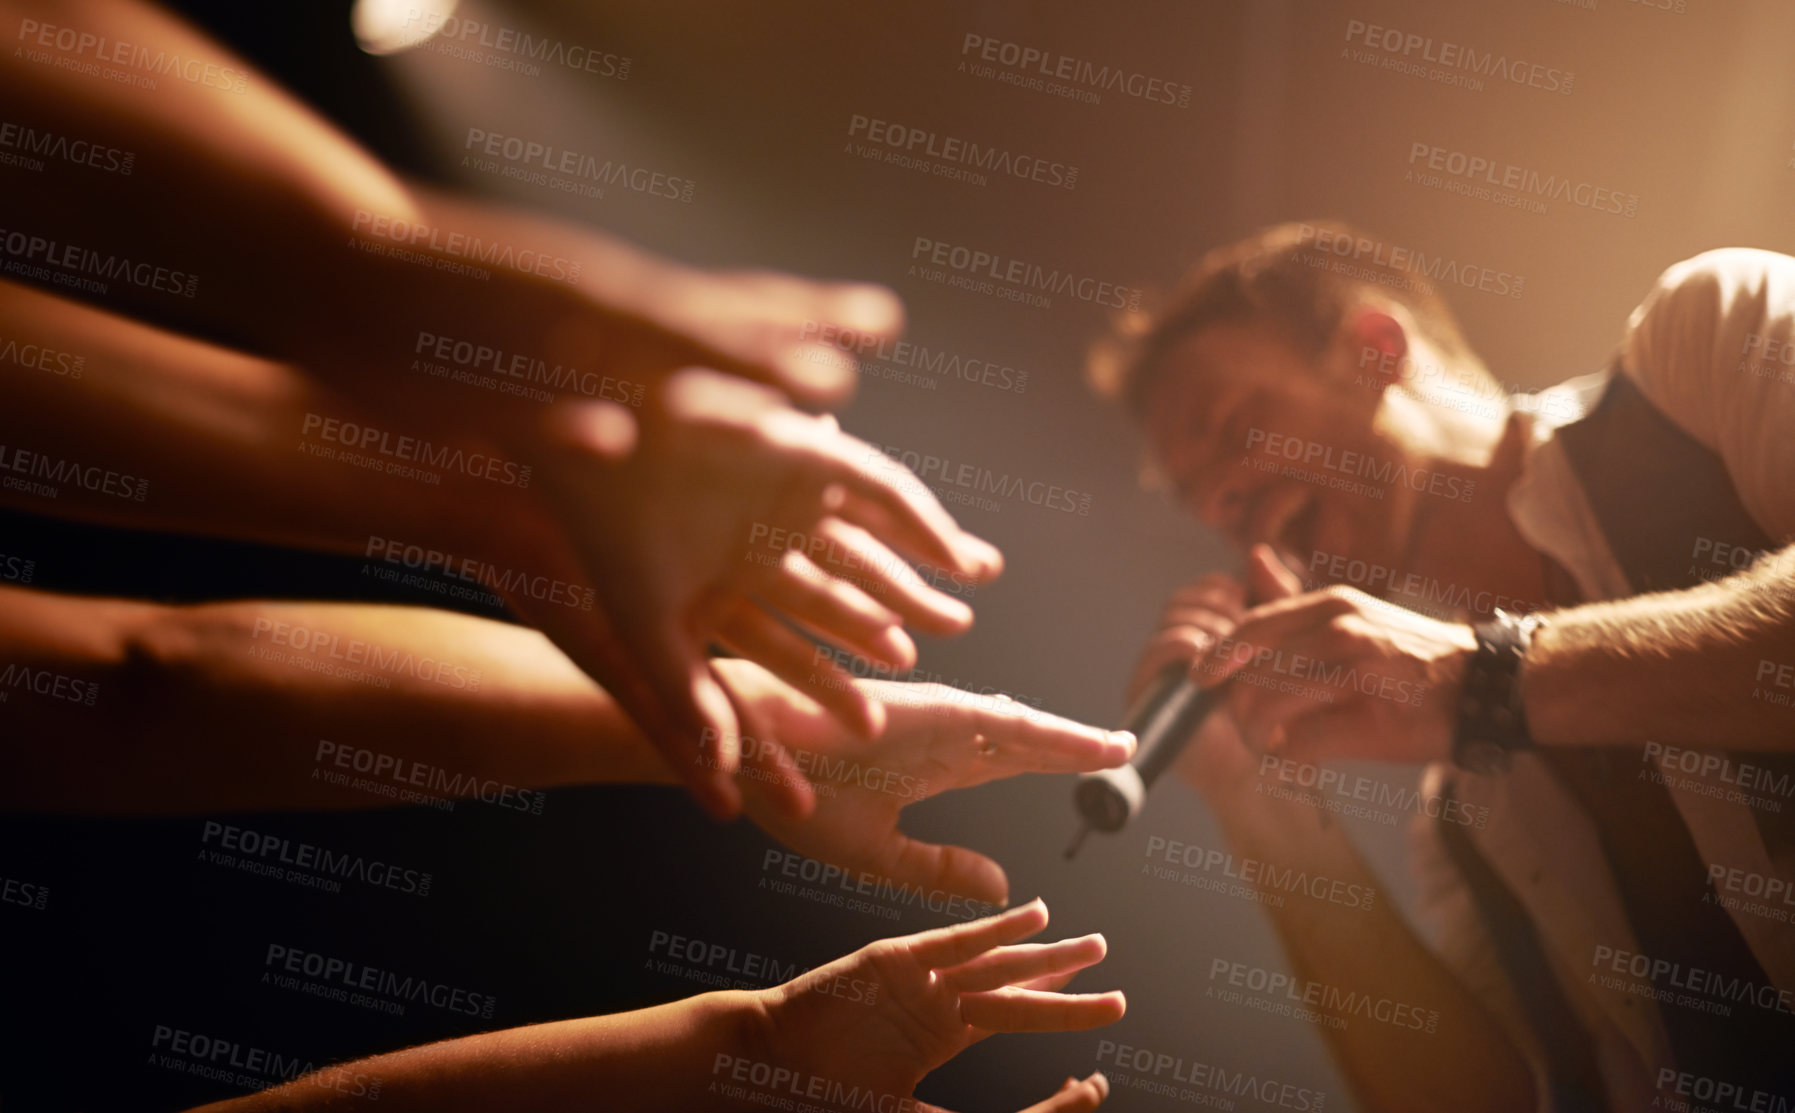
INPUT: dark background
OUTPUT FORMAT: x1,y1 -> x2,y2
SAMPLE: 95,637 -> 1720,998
4,0 -> 1795,1108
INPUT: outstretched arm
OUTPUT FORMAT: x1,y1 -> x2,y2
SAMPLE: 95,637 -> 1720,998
0,587 -> 669,815
0,274 -> 1001,821
0,587 -> 1129,908
183,902 -> 1120,1113
0,0 -> 888,431
0,277 -> 547,563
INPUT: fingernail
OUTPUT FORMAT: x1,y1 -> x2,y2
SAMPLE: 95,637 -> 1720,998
934,595 -> 975,628
960,535 -> 1003,576
873,625 -> 917,670
833,284 -> 903,333
1107,730 -> 1137,757
1089,1071 -> 1109,1099
778,343 -> 855,393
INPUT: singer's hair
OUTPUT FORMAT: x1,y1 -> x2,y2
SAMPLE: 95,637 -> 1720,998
1087,220 -> 1492,416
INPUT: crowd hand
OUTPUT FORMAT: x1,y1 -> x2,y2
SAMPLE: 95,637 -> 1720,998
1195,545 -> 1474,767
505,369 -> 1002,820
715,659 -> 1135,906
916,1073 -> 1110,1113
582,252 -> 909,410
752,900 -> 1124,1107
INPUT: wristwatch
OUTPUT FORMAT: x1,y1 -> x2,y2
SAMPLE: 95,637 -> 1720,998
1452,609 -> 1547,774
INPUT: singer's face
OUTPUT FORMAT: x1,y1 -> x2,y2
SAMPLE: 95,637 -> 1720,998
1141,323 -> 1419,572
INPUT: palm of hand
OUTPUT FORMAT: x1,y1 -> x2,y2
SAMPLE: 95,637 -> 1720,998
771,940 -> 980,1102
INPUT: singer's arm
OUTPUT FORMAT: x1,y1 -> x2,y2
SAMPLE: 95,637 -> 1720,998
1137,554 -> 1536,1113
1208,548 -> 1795,764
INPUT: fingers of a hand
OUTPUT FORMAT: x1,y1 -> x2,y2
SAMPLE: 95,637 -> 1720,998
561,599 -> 739,819
827,445 -> 1001,579
728,688 -> 816,820
908,898 -> 1047,967
1129,626 -> 1219,702
1016,968 -> 1078,993
668,275 -> 878,404
940,935 -> 1107,993
547,398 -> 640,461
1166,575 -> 1246,621
957,699 -> 1134,776
958,987 -> 1127,1033
755,550 -> 914,670
1156,603 -> 1238,641
687,668 -> 748,818
1276,704 -> 1378,762
1246,543 -> 1305,602
1197,594 -> 1352,687
717,604 -> 886,739
1018,1074 -> 1111,1113
889,835 -> 1009,908
806,518 -> 975,637
740,272 -> 904,341
1229,681 -> 1345,754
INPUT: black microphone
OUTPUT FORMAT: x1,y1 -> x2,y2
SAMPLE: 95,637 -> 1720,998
1064,665 -> 1226,859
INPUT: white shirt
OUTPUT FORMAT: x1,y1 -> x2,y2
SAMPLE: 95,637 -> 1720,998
1411,249 -> 1795,1112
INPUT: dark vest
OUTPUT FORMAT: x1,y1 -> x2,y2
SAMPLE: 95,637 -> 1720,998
1441,371 -> 1795,1111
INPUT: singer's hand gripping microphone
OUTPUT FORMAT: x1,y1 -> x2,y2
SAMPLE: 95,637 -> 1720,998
1064,665 -> 1225,859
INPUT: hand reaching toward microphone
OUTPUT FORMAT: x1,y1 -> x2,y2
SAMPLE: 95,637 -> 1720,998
511,369 -> 1003,821
717,659 -> 1136,907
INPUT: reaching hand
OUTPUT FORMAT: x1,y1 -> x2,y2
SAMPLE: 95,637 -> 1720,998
506,370 -> 1001,819
717,659 -> 1135,905
747,900 -> 1124,1108
585,257 -> 907,409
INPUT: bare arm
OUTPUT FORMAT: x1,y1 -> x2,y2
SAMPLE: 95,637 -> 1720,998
0,0 -> 884,436
1524,546 -> 1795,748
0,277 -> 546,563
185,992 -> 771,1113
0,587 -> 669,814
185,904 -> 1117,1113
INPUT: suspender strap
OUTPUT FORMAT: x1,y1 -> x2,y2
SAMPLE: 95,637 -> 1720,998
1435,783 -> 1607,1110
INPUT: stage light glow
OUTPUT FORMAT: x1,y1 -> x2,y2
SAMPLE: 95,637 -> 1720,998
351,0 -> 459,57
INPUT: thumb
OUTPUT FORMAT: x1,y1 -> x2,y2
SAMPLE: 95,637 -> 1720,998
1017,1073 -> 1111,1112
886,834 -> 1010,909
1246,543 -> 1304,604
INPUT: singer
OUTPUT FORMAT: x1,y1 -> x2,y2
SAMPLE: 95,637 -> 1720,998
1089,222 -> 1795,1112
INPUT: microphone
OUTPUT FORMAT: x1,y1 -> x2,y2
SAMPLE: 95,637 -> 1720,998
1064,665 -> 1225,859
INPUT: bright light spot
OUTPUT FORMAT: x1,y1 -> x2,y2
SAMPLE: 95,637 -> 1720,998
351,0 -> 460,56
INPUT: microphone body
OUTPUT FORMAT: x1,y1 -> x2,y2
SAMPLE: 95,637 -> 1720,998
1065,666 -> 1224,858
